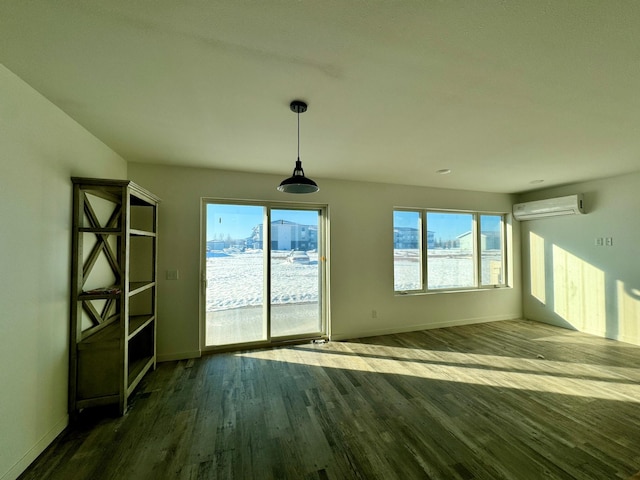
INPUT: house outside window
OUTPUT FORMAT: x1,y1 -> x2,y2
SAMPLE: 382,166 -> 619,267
394,209 -> 508,293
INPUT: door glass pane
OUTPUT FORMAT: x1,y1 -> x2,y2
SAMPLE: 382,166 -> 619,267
426,212 -> 475,289
393,210 -> 422,291
480,215 -> 504,285
270,209 -> 321,337
205,204 -> 266,346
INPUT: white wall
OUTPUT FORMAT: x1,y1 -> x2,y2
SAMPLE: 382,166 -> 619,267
518,173 -> 640,345
128,163 -> 522,360
0,65 -> 127,480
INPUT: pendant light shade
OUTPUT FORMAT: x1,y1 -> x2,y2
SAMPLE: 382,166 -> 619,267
278,100 -> 319,194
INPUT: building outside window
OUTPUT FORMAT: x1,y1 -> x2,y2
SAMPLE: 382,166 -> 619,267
394,209 -> 507,293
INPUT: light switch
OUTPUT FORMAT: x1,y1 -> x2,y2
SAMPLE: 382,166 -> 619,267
166,269 -> 179,280
605,237 -> 613,247
595,238 -> 603,246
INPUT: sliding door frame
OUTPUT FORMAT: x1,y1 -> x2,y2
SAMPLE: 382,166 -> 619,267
200,198 -> 329,353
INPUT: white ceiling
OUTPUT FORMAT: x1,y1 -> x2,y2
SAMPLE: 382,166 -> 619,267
2,1 -> 639,194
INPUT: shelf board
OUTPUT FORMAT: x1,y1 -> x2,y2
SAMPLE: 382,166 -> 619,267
79,227 -> 122,235
128,315 -> 154,339
76,394 -> 120,410
130,189 -> 160,206
80,282 -> 156,299
129,281 -> 155,296
79,320 -> 120,348
127,356 -> 154,394
79,314 -> 120,343
129,191 -> 160,208
79,289 -> 121,300
78,315 -> 155,348
130,228 -> 156,237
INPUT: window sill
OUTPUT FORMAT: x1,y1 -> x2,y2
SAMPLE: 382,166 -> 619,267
395,285 -> 511,296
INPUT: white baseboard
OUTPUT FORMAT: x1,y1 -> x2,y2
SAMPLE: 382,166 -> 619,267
157,350 -> 201,362
524,318 -> 640,347
582,328 -> 640,347
2,415 -> 68,480
528,316 -> 640,347
615,333 -> 640,347
330,315 -> 517,341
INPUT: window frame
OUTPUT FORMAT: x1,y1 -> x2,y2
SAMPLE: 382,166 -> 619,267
393,208 -> 509,294
478,213 -> 507,288
200,198 -> 329,351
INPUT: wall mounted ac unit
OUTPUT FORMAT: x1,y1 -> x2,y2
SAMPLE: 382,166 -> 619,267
513,194 -> 585,221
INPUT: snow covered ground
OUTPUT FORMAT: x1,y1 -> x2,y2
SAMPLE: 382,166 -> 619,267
394,249 -> 503,290
206,249 -> 503,312
206,250 -> 319,312
204,249 -> 501,345
206,250 -> 321,344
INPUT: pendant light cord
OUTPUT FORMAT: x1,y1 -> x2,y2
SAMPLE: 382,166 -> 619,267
297,109 -> 300,159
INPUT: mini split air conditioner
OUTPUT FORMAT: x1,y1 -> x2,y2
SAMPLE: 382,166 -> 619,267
513,194 -> 585,221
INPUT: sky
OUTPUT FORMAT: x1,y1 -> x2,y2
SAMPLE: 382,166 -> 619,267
206,203 -> 500,242
206,204 -> 319,240
394,211 -> 501,241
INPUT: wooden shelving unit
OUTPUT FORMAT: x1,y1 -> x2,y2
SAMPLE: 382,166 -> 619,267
69,177 -> 159,415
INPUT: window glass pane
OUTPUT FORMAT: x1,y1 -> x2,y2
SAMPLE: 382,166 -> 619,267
205,204 -> 266,346
480,215 -> 504,285
426,212 -> 474,289
393,210 -> 421,291
270,209 -> 321,337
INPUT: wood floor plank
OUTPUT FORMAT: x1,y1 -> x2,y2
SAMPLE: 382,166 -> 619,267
19,320 -> 640,479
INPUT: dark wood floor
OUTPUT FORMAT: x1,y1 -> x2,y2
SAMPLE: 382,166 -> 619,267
21,320 -> 640,480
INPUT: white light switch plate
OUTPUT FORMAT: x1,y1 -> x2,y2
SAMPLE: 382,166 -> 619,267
166,269 -> 179,280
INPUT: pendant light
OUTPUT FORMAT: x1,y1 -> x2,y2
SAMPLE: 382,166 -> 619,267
278,100 -> 319,194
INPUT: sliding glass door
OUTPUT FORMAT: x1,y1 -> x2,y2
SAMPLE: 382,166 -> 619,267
203,201 -> 325,349
204,204 -> 267,346
270,209 -> 322,338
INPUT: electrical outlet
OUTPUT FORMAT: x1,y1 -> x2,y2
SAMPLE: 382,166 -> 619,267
595,238 -> 603,246
371,310 -> 377,319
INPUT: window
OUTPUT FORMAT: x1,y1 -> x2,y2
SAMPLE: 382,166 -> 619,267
393,210 -> 422,291
427,212 -> 474,289
480,214 -> 505,286
393,209 -> 508,293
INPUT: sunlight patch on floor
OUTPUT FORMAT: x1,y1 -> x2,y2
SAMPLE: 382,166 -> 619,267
239,343 -> 640,403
